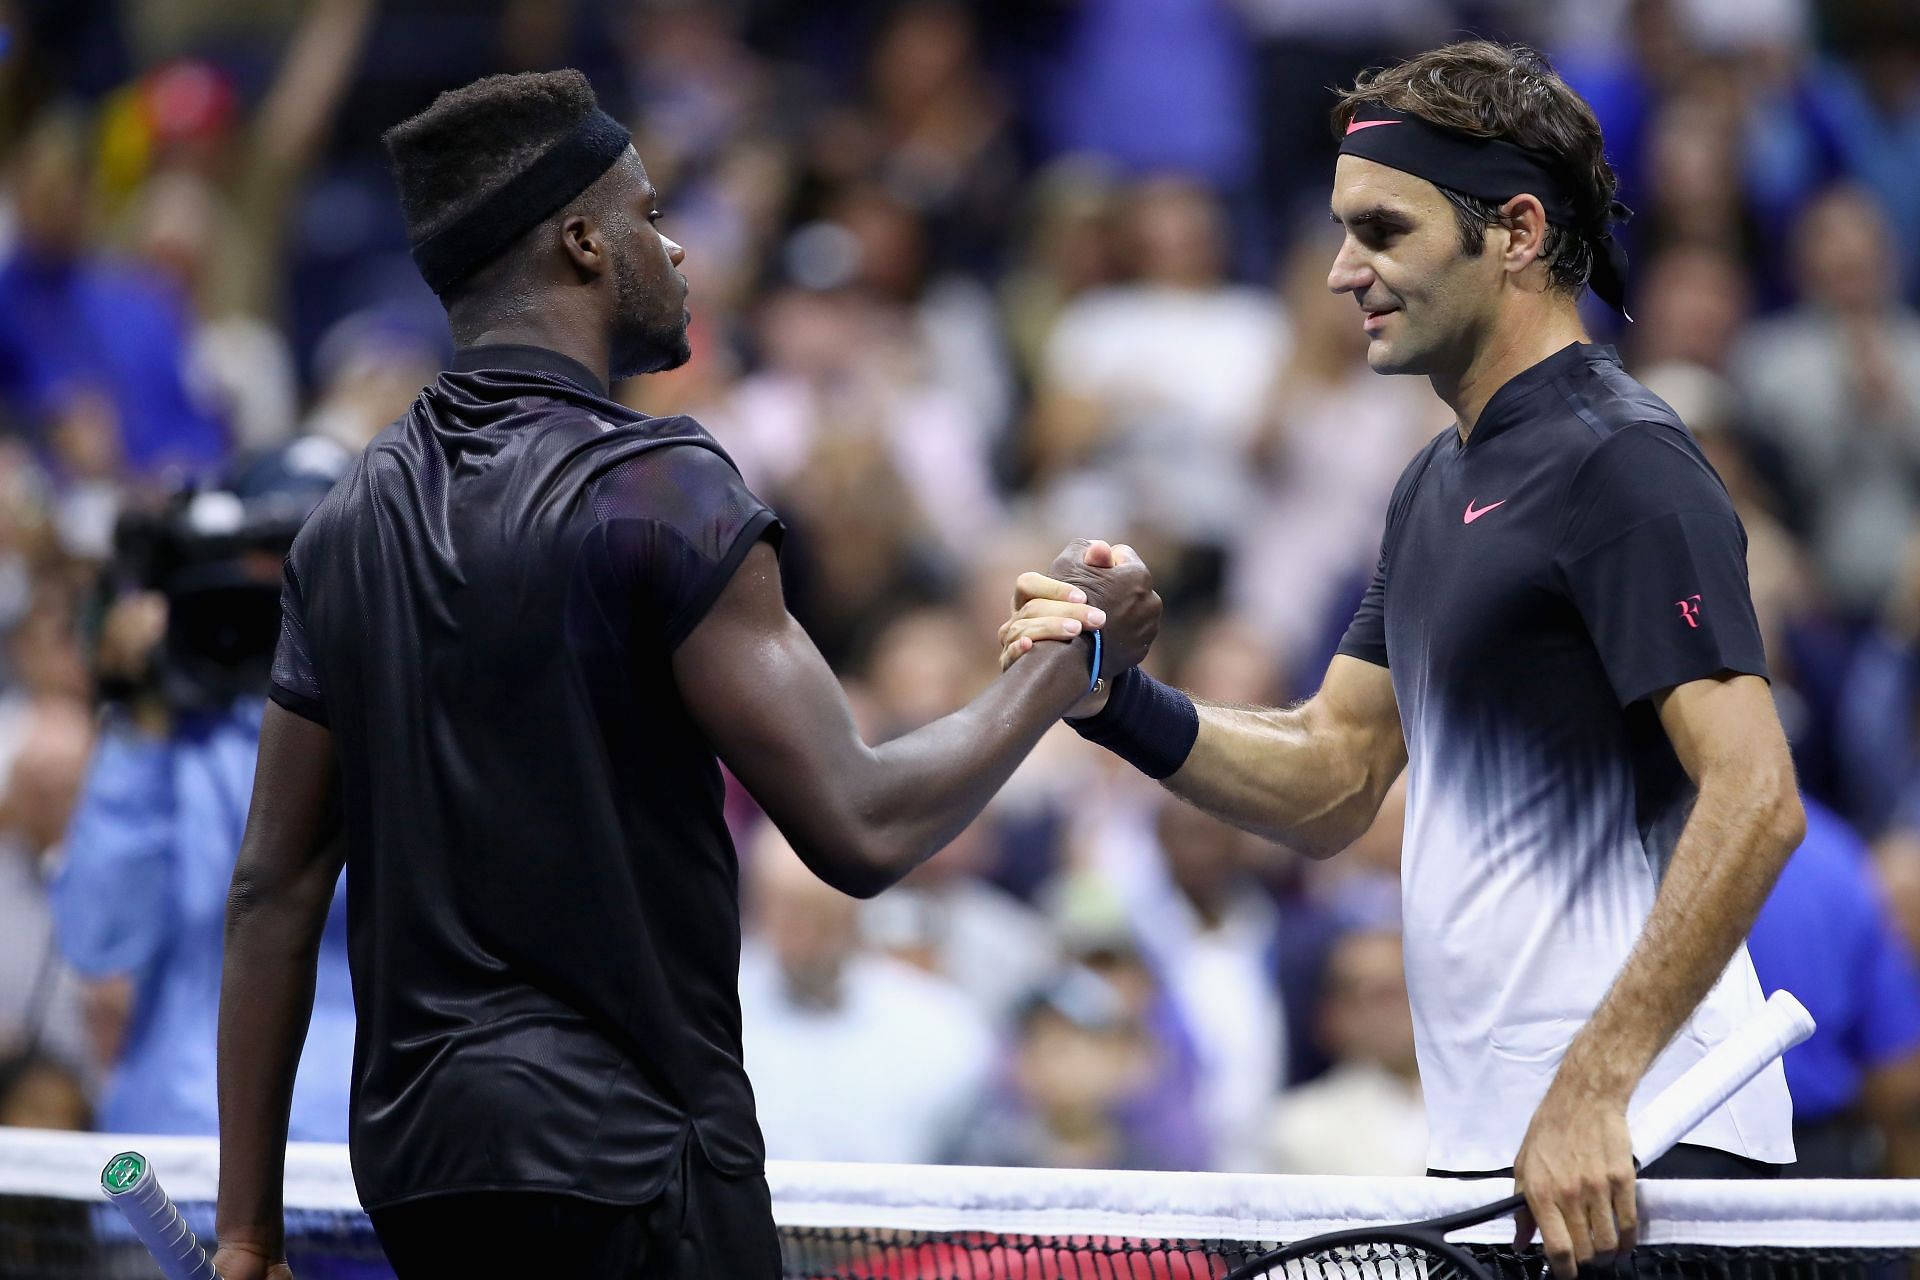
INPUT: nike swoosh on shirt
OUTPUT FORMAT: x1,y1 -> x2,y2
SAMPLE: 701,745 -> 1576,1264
1463,498 -> 1507,524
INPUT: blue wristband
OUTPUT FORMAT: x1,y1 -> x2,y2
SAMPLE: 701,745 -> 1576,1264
1087,629 -> 1103,696
1067,666 -> 1199,780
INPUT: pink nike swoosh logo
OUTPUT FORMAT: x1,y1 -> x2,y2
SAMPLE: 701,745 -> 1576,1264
1463,498 -> 1507,524
1345,120 -> 1402,134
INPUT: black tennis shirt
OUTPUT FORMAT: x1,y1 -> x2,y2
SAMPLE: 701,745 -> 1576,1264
270,344 -> 782,1210
1335,341 -> 1784,1169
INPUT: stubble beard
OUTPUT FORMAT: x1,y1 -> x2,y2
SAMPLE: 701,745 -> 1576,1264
610,252 -> 691,378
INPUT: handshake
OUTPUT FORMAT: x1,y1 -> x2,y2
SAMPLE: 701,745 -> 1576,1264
998,539 -> 1162,718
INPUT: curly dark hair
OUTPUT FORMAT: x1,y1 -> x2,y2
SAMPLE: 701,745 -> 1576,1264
382,70 -> 601,246
1331,41 -> 1620,297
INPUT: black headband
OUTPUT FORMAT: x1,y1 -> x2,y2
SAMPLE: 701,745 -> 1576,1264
1337,105 -> 1632,315
409,108 -> 633,296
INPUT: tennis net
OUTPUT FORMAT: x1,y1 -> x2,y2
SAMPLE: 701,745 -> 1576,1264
5,1126 -> 1920,1278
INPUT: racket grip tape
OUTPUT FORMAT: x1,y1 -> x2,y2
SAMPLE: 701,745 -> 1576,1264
1627,989 -> 1814,1167
101,1152 -> 222,1280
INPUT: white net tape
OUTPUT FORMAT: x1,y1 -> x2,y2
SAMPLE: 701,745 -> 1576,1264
8,1127 -> 1920,1250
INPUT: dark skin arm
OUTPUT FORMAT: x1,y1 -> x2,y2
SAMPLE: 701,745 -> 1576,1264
675,539 -> 1159,897
213,704 -> 344,1280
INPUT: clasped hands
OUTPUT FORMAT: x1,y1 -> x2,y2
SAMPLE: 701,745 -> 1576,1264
1000,540 -> 1159,715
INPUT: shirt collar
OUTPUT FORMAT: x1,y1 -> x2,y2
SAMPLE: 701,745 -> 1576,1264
448,344 -> 609,399
1466,342 -> 1617,447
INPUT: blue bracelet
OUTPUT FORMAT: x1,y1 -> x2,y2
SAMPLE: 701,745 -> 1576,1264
1087,629 -> 1103,696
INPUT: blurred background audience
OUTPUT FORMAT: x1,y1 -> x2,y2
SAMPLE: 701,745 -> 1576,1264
0,0 -> 1918,1178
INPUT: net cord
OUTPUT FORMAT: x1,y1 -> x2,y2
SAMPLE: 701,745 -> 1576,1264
8,1128 -> 1920,1249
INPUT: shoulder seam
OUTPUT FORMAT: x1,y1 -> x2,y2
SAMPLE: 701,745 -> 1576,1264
1549,418 -> 1692,551
579,436 -> 745,517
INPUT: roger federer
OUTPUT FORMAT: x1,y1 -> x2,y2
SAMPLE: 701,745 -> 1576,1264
1003,41 -> 1800,1277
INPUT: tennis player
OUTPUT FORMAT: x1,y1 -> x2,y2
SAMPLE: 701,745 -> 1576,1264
209,71 -> 1158,1280
1001,41 -> 1801,1279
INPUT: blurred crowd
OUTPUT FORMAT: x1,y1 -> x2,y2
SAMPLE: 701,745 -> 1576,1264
2,0 -> 1920,1187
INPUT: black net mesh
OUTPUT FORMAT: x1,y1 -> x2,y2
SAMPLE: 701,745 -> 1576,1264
777,1231 -> 1909,1280
0,1198 -> 1913,1280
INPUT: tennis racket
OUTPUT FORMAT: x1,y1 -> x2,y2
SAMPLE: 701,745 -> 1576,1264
100,1150 -> 220,1280
1222,988 -> 1815,1280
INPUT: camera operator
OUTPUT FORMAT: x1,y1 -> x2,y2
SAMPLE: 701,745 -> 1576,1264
51,438 -> 356,1139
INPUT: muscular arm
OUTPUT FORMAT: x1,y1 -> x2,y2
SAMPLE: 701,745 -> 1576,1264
214,704 -> 343,1274
1163,654 -> 1406,857
1552,673 -> 1803,1100
996,551 -> 1404,857
675,542 -> 1152,897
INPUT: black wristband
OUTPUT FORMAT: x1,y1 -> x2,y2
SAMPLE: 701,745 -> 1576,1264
1066,667 -> 1199,780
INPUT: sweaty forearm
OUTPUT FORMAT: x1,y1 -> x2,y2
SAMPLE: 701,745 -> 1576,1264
1558,771 -> 1802,1099
823,643 -> 1093,895
215,867 -> 333,1247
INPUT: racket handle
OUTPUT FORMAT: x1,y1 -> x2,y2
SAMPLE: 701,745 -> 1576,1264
1628,989 -> 1813,1167
101,1152 -> 222,1280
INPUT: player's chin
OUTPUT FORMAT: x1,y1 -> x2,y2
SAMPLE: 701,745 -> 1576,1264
1363,338 -> 1412,374
615,323 -> 693,377
1363,329 -> 1435,376
663,327 -> 693,371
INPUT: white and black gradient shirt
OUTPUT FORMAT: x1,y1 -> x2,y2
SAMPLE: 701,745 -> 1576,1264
1339,342 -> 1794,1171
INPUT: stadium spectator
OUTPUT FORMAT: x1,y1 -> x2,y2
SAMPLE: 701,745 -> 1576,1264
1733,185 -> 1920,615
299,306 -> 448,452
861,2 -> 1021,277
1027,175 -> 1285,573
0,1050 -> 90,1131
0,111 -> 227,485
715,276 -> 998,662
1835,537 -> 1920,837
862,815 -> 1061,1027
1073,794 -> 1285,1171
738,824 -> 994,1164
1748,797 -> 1920,1176
1035,0 -> 1257,194
997,158 -> 1121,389
1744,0 -> 1920,299
50,443 -> 355,1140
1624,243 -> 1753,373
946,964 -> 1201,1171
1268,928 -> 1425,1175
0,699 -> 95,1083
1229,227 -> 1444,676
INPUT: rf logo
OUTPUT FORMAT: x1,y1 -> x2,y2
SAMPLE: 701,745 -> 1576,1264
1675,594 -> 1702,629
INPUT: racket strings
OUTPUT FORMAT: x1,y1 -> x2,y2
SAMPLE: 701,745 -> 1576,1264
1252,1239 -> 1508,1280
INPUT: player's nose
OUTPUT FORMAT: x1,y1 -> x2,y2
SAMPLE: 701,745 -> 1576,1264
1326,241 -> 1371,295
664,235 -> 685,267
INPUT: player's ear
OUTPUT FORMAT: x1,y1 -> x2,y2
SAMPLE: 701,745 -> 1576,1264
1497,194 -> 1550,275
560,214 -> 607,279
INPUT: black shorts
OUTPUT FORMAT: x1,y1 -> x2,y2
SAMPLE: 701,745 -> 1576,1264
367,1141 -> 781,1280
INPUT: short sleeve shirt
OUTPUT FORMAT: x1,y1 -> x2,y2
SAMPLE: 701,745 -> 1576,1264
270,344 -> 781,1209
1336,343 -> 1791,1171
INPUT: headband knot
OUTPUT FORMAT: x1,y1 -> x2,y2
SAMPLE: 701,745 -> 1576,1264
409,108 -> 632,297
1339,105 -> 1631,316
